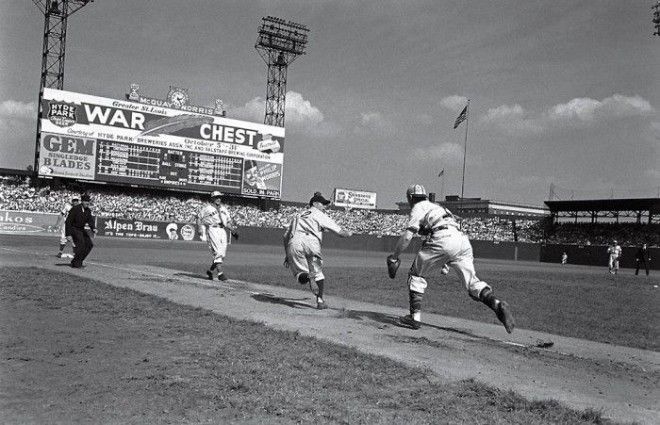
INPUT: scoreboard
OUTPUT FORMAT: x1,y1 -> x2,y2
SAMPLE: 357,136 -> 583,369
37,88 -> 284,198
95,140 -> 244,191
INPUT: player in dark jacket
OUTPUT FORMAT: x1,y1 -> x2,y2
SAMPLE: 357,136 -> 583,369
635,243 -> 651,276
65,193 -> 97,268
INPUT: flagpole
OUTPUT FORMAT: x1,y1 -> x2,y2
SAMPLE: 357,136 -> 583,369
460,100 -> 470,218
440,173 -> 445,201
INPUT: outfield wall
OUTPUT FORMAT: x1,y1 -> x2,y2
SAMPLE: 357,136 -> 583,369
539,244 -> 659,270
231,227 -> 658,270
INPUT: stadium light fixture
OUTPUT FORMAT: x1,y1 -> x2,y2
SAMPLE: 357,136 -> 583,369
255,16 -> 310,127
30,0 -> 94,174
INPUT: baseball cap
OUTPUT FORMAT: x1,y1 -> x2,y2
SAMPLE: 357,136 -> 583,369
210,191 -> 223,198
71,196 -> 80,201
406,184 -> 427,198
309,192 -> 331,206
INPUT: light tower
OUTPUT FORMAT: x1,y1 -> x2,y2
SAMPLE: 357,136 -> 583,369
255,16 -> 309,127
31,0 -> 93,173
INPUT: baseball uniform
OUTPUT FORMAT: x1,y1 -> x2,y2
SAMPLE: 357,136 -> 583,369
406,200 -> 490,299
198,202 -> 230,264
59,202 -> 73,245
392,184 -> 514,333
607,244 -> 622,274
284,206 -> 342,283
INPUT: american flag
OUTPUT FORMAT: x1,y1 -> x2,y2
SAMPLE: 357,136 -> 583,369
453,105 -> 468,129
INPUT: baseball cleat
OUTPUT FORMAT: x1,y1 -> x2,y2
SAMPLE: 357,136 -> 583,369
309,280 -> 320,296
316,300 -> 328,310
496,301 -> 515,334
399,314 -> 421,330
206,270 -> 213,280
217,273 -> 228,281
56,252 -> 63,258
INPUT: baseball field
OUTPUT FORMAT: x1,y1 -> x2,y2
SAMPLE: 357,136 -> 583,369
1,234 -> 658,424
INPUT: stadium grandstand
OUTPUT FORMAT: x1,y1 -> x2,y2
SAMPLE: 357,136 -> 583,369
1,170 -> 657,247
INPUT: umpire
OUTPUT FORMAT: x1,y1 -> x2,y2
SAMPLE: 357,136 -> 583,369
635,243 -> 651,276
65,193 -> 97,268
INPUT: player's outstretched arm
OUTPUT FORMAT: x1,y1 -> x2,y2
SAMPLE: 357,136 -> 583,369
392,229 -> 414,259
331,228 -> 353,238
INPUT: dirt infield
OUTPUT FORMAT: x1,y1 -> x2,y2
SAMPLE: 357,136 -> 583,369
1,235 -> 659,424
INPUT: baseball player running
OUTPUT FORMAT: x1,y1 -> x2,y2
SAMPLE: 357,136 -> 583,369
388,184 -> 515,333
283,192 -> 353,309
607,240 -> 622,274
54,196 -> 79,258
197,191 -> 239,281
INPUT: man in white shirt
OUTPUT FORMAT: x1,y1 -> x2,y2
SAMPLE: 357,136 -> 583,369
283,192 -> 353,309
607,240 -> 622,274
389,184 -> 515,333
54,196 -> 79,258
197,191 -> 239,281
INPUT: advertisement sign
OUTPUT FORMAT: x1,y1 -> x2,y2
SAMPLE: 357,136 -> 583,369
333,188 -> 377,210
38,133 -> 97,179
38,88 -> 284,198
0,210 -> 62,234
242,160 -> 282,197
98,218 -> 205,241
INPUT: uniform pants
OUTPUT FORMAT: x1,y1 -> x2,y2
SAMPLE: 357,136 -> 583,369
287,235 -> 325,282
60,225 -> 68,245
409,228 -> 489,300
206,227 -> 227,264
635,260 -> 649,276
70,228 -> 93,267
608,255 -> 619,271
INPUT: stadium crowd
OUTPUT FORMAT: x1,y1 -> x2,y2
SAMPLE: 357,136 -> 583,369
1,179 -> 656,246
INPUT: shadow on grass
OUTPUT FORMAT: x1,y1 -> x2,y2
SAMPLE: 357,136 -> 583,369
251,293 -> 316,309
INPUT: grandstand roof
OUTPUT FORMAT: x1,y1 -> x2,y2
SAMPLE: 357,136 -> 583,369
545,198 -> 660,214
0,168 -> 33,177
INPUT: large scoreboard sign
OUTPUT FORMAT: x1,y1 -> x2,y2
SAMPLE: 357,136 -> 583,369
38,88 -> 285,198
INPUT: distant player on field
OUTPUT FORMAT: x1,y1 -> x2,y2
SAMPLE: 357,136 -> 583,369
561,252 -> 568,265
607,240 -> 622,274
55,196 -> 79,258
283,192 -> 353,310
197,191 -> 239,281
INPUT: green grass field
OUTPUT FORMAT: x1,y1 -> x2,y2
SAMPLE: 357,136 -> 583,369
156,258 -> 660,351
1,267 -> 617,424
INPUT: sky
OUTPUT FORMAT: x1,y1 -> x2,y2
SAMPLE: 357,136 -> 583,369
0,0 -> 658,208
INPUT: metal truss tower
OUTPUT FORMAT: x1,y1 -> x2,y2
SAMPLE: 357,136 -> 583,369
31,0 -> 92,173
255,16 -> 309,127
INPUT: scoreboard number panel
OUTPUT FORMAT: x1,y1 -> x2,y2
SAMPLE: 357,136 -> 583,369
94,140 -> 245,193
